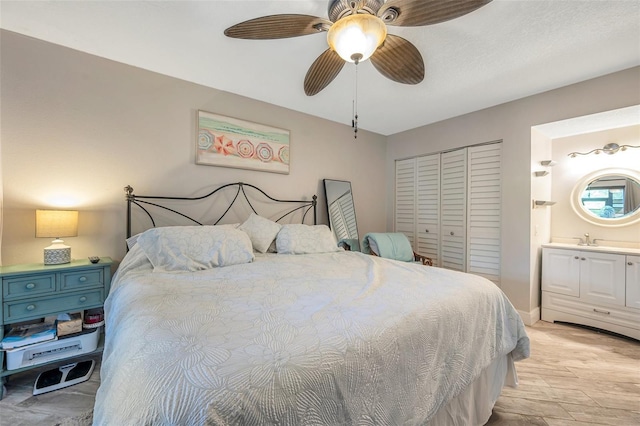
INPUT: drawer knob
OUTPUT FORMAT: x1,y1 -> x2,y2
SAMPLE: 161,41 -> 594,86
629,262 -> 634,266
79,296 -> 87,303
425,229 -> 429,233
25,283 -> 36,290
450,231 -> 454,236
574,256 -> 579,259
581,257 -> 586,261
79,276 -> 88,283
593,308 -> 610,315
26,304 -> 36,311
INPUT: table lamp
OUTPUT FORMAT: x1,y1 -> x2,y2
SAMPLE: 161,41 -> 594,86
36,209 -> 78,265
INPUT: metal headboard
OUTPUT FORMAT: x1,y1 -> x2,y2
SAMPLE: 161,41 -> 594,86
125,182 -> 317,238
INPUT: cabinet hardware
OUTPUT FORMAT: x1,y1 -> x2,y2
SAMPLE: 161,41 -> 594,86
425,229 -> 429,233
450,231 -> 454,236
593,308 -> 610,315
25,283 -> 36,289
79,296 -> 87,302
574,256 -> 579,259
26,304 -> 36,311
581,257 -> 586,260
79,276 -> 88,283
629,262 -> 634,266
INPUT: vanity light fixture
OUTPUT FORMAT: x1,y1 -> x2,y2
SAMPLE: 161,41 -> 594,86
568,142 -> 640,158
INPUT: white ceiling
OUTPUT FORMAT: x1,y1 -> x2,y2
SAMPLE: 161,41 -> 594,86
1,0 -> 639,136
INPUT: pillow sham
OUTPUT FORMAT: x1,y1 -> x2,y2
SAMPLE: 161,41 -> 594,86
126,223 -> 239,250
276,224 -> 341,255
137,226 -> 254,272
239,213 -> 282,253
126,233 -> 141,250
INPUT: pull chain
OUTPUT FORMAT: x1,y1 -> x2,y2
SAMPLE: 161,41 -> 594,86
352,58 -> 359,139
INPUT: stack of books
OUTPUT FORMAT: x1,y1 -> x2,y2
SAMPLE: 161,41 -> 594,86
1,321 -> 57,350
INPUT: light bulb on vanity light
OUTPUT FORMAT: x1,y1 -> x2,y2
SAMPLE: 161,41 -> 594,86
35,209 -> 79,265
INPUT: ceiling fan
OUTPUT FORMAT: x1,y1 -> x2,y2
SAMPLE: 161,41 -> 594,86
225,0 -> 492,96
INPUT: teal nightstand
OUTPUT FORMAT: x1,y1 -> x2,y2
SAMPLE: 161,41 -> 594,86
0,257 -> 112,399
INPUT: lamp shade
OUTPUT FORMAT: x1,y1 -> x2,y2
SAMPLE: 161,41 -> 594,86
36,210 -> 78,238
36,210 -> 78,265
327,14 -> 387,63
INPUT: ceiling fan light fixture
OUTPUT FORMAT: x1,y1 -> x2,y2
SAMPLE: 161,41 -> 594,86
327,14 -> 387,63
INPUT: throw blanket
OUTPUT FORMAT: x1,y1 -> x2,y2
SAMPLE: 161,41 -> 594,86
338,238 -> 360,252
361,232 -> 414,261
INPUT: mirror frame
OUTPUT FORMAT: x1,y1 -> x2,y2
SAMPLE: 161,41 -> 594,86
570,168 -> 640,227
323,179 -> 359,241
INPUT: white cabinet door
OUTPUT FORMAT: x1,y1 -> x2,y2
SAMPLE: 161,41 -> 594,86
625,255 -> 640,309
542,248 -> 580,297
580,252 -> 626,307
440,149 -> 467,271
395,158 -> 416,247
466,144 -> 502,284
416,154 -> 440,266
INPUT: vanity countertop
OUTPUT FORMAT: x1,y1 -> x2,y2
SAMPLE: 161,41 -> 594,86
542,242 -> 640,256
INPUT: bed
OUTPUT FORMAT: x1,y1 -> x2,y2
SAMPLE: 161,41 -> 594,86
93,183 -> 529,425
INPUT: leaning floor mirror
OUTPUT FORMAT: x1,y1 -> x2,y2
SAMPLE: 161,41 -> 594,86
323,179 -> 359,243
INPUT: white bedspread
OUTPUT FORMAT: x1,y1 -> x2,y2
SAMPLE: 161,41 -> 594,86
94,246 -> 529,425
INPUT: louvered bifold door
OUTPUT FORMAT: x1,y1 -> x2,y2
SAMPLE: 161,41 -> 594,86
440,149 -> 467,271
395,158 -> 417,247
416,154 -> 441,266
466,143 -> 502,284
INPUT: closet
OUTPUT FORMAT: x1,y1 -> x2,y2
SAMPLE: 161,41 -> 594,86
395,142 -> 502,284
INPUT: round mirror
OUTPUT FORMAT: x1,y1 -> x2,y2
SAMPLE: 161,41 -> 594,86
571,168 -> 640,227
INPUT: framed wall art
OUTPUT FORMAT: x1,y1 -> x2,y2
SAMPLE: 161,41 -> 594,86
197,110 -> 290,174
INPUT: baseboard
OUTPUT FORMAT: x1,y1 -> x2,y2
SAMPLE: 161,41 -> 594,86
518,307 -> 540,326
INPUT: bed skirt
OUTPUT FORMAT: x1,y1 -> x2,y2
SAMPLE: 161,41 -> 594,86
427,354 -> 516,425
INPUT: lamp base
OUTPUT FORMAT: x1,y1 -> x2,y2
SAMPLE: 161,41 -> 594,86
44,246 -> 71,265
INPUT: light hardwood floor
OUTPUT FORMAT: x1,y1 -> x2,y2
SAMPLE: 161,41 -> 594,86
486,321 -> 640,426
0,321 -> 638,425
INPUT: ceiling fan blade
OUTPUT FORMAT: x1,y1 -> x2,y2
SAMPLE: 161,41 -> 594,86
224,14 -> 332,39
378,0 -> 492,27
304,49 -> 345,96
370,34 -> 424,84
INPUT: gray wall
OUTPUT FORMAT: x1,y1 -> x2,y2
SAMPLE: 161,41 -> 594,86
0,30 -> 387,265
386,66 -> 640,319
2,29 -> 639,320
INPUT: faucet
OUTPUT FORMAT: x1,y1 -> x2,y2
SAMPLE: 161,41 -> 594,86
577,233 -> 598,246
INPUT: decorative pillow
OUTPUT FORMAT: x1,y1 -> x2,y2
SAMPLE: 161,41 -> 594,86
238,213 -> 282,253
137,226 -> 254,272
126,224 -> 238,250
126,233 -> 141,250
276,224 -> 341,254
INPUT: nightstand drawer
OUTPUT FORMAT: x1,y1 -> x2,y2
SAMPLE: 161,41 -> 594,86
3,289 -> 104,322
3,275 -> 56,300
60,269 -> 103,291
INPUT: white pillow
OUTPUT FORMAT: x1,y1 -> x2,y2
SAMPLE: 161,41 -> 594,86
239,213 -> 282,253
126,233 -> 141,250
126,224 -> 238,250
137,226 -> 254,272
276,224 -> 341,254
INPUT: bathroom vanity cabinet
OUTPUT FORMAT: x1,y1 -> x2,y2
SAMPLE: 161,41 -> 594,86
542,244 -> 640,340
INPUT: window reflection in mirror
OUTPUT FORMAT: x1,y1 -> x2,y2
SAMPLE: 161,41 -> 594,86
323,179 -> 358,241
571,168 -> 640,227
581,176 -> 640,219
